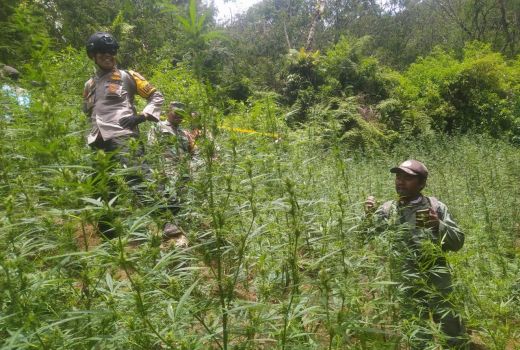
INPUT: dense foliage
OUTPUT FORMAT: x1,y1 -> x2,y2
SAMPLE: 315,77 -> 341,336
1,0 -> 519,349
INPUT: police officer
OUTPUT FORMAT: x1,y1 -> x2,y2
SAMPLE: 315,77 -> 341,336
365,160 -> 468,349
83,32 -> 163,156
82,32 -> 164,237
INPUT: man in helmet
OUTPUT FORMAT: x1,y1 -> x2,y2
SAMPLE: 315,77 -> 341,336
364,160 -> 468,349
83,32 -> 163,149
82,32 -> 165,238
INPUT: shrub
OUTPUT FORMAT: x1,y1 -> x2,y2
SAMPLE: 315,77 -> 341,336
400,43 -> 519,140
280,48 -> 323,106
149,60 -> 209,114
309,97 -> 399,151
224,91 -> 285,136
285,86 -> 318,126
440,44 -> 512,136
377,98 -> 431,137
323,36 -> 396,103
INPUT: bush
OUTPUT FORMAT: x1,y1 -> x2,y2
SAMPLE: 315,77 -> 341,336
377,98 -> 431,137
323,36 -> 396,103
221,76 -> 252,102
149,60 -> 209,114
399,43 -> 519,140
280,48 -> 323,106
441,45 -> 512,136
285,86 -> 318,126
309,97 -> 399,151
223,91 -> 285,136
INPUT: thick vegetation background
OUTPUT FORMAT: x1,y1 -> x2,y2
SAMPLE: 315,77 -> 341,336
1,0 -> 519,349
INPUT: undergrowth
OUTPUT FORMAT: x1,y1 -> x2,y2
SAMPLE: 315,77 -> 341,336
1,50 -> 519,350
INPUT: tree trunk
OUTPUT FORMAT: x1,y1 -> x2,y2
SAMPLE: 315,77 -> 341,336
283,14 -> 292,51
305,0 -> 325,51
497,0 -> 514,55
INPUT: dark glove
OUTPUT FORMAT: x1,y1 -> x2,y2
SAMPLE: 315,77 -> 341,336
119,114 -> 146,129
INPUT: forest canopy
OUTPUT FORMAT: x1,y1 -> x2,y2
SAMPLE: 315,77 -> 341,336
1,0 -> 519,144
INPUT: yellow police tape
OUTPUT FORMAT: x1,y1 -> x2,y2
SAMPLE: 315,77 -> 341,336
220,126 -> 280,139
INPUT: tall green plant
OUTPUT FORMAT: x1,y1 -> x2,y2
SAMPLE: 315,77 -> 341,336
0,1 -> 50,64
164,0 -> 228,83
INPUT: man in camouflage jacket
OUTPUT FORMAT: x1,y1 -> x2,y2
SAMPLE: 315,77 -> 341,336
365,159 -> 468,349
148,102 -> 194,220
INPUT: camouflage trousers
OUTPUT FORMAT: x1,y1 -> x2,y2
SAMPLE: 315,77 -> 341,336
160,158 -> 192,216
401,262 -> 468,349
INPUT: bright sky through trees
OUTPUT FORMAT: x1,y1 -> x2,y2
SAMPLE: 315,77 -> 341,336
208,0 -> 262,22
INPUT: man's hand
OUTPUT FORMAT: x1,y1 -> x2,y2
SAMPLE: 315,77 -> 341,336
427,208 -> 440,232
119,114 -> 146,129
364,195 -> 377,214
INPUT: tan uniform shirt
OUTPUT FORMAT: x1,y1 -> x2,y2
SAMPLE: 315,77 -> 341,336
83,68 -> 164,144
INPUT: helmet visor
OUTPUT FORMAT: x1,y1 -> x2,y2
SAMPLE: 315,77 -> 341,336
96,47 -> 117,55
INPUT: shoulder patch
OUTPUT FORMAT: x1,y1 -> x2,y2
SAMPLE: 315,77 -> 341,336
128,70 -> 157,98
110,70 -> 122,81
128,70 -> 145,80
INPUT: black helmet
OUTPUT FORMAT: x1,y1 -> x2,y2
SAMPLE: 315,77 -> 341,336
86,32 -> 119,58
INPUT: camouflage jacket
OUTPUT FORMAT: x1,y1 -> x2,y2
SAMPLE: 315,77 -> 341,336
148,121 -> 194,159
370,195 -> 464,293
373,195 -> 465,253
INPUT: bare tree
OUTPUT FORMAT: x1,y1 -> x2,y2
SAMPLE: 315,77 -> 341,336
305,0 -> 325,50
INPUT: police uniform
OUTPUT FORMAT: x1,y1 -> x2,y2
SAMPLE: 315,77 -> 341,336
83,68 -> 163,144
82,67 -> 164,213
148,121 -> 194,159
